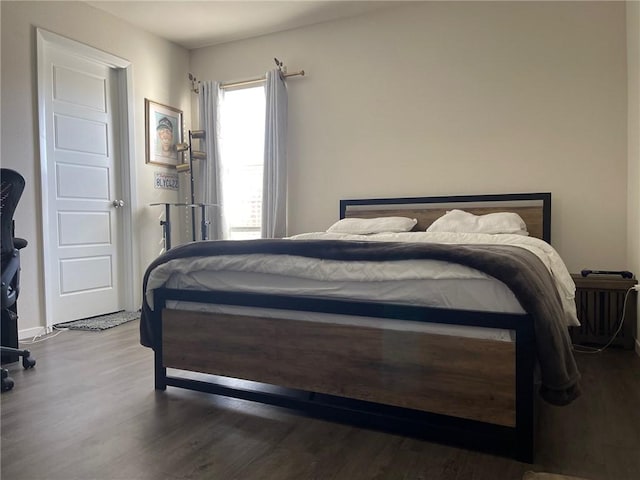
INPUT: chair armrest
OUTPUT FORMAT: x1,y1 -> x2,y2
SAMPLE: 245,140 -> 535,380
13,237 -> 27,250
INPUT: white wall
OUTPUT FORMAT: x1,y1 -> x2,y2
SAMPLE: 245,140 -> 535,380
191,1 -> 628,274
627,1 -> 640,354
0,1 -> 191,335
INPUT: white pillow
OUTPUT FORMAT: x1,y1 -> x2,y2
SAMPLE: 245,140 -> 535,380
426,209 -> 528,235
327,217 -> 418,235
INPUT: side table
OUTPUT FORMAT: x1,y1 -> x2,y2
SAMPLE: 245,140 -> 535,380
570,273 -> 637,349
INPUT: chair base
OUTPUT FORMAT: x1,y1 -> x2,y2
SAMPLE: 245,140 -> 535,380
0,347 -> 35,393
1,368 -> 14,392
1,307 -> 19,364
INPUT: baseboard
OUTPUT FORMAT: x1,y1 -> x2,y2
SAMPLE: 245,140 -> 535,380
18,326 -> 49,341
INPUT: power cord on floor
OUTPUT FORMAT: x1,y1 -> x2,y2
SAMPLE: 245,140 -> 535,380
19,326 -> 67,345
572,285 -> 638,354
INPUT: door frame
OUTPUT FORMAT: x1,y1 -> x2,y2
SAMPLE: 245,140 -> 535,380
36,28 -> 138,328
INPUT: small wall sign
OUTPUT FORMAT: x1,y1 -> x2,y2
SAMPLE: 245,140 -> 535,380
154,171 -> 179,191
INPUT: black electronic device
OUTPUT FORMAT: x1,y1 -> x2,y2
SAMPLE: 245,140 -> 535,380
580,269 -> 634,279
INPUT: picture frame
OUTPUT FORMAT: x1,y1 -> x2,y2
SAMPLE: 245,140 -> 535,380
145,98 -> 183,168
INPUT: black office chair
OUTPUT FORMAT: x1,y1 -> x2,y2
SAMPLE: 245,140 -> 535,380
1,168 -> 35,392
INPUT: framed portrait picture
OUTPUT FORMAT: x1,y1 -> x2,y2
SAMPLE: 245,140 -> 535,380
145,99 -> 183,168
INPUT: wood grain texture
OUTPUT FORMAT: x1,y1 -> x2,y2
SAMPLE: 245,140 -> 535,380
162,309 -> 516,426
571,274 -> 638,291
344,205 -> 544,239
523,473 -> 591,480
1,320 -> 639,480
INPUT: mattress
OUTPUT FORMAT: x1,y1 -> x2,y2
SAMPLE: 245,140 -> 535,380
158,260 -> 526,313
151,257 -> 525,342
146,231 -> 578,327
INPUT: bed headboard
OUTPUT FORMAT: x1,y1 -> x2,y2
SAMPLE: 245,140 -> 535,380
340,192 -> 551,243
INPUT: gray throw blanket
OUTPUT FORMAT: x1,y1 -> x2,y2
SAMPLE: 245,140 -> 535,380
139,239 -> 580,406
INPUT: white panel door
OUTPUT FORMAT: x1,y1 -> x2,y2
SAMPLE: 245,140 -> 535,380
40,44 -> 124,323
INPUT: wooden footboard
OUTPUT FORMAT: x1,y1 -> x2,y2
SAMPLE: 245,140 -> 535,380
163,309 -> 517,427
152,288 -> 535,462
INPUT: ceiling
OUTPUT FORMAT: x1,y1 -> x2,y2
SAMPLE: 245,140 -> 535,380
86,1 -> 402,50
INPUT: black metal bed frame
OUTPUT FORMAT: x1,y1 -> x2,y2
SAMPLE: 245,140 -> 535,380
152,287 -> 536,462
340,192 -> 552,243
150,192 -> 553,462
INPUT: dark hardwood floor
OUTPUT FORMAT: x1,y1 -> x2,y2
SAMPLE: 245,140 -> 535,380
1,320 -> 639,480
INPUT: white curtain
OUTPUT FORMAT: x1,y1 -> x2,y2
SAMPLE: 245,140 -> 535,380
262,69 -> 288,238
197,81 -> 224,240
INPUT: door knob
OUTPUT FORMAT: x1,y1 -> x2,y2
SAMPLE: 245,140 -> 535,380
112,200 -> 125,208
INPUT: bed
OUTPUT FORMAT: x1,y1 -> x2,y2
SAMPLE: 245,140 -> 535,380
140,192 -> 580,463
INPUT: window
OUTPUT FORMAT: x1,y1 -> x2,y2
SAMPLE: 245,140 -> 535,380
218,86 -> 266,240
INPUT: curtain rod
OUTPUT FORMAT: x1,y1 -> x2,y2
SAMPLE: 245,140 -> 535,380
222,70 -> 305,90
189,69 -> 305,94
